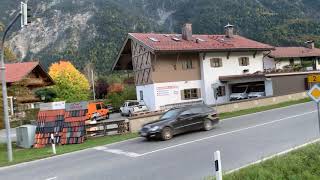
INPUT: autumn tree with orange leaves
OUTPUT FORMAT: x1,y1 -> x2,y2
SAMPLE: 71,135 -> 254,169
49,61 -> 90,102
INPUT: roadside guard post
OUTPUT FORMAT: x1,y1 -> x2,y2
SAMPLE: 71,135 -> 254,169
214,150 -> 222,180
50,133 -> 56,154
307,84 -> 320,135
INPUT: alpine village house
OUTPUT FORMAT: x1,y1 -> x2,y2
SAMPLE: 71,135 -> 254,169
112,23 -> 320,111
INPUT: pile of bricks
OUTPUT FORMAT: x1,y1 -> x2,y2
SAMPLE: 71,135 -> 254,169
61,108 -> 87,145
34,101 -> 88,148
34,109 -> 65,148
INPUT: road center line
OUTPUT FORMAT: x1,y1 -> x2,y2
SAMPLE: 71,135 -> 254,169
93,146 -> 141,158
139,111 -> 316,157
45,177 -> 57,180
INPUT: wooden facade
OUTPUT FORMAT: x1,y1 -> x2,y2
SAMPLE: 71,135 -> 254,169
131,40 -> 153,85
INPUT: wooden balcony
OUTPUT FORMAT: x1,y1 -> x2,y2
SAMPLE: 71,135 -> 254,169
23,78 -> 48,87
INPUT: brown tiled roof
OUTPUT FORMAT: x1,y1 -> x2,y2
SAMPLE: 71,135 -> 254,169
129,33 -> 274,52
269,47 -> 320,58
4,62 -> 39,83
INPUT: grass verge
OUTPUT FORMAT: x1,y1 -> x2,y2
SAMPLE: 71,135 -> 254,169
219,98 -> 311,120
221,142 -> 320,180
0,133 -> 138,167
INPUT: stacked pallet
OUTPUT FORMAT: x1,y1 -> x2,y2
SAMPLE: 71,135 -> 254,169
61,102 -> 88,145
34,109 -> 65,148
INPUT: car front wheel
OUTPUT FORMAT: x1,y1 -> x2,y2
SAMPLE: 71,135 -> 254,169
161,127 -> 173,141
203,119 -> 213,131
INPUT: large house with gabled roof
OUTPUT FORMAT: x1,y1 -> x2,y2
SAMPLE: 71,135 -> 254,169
112,23 -> 276,111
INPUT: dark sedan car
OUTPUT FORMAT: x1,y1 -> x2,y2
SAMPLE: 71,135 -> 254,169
139,104 -> 219,141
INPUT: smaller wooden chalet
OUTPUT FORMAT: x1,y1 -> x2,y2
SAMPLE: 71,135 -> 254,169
264,41 -> 320,71
2,62 -> 54,104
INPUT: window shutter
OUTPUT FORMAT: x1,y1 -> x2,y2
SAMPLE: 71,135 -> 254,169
182,61 -> 186,70
197,89 -> 201,98
238,58 -> 242,66
181,90 -> 185,100
247,58 -> 250,65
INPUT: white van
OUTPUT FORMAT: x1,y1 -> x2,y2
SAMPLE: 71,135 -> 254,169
248,85 -> 265,99
230,85 -> 249,101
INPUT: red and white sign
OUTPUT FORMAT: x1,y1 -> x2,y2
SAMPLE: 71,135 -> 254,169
156,86 -> 179,96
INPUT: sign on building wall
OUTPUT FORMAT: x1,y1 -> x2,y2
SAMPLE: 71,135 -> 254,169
308,74 -> 320,83
156,86 -> 179,97
39,101 -> 66,111
66,101 -> 88,111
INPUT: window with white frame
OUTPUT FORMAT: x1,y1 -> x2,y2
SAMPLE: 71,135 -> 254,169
181,88 -> 201,100
210,58 -> 223,68
239,57 -> 249,66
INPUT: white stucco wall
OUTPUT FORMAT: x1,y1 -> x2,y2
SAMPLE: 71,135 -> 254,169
154,80 -> 202,110
136,80 -> 202,111
200,52 -> 265,105
136,84 -> 156,111
263,56 -> 276,70
274,58 -> 301,69
265,79 -> 273,96
316,59 -> 320,70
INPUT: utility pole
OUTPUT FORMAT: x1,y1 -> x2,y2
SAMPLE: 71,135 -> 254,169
91,69 -> 96,101
1,2 -> 31,162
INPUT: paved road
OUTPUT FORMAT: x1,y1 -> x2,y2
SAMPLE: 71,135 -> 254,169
0,102 -> 319,180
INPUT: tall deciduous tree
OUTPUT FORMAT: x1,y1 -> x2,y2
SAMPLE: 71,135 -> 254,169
49,60 -> 90,102
4,46 -> 17,62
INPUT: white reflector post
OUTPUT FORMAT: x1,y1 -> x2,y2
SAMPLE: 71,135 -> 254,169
51,133 -> 56,155
214,150 -> 222,180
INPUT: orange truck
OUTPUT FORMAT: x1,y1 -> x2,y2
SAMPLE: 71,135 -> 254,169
86,101 -> 110,120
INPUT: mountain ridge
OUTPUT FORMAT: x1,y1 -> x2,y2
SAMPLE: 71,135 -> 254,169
1,0 -> 320,74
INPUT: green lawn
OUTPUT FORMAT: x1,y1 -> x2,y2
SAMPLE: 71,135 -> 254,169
0,133 -> 138,167
222,142 -> 320,180
219,98 -> 311,120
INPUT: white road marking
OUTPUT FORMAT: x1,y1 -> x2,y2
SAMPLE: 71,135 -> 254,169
226,138 -> 320,174
223,101 -> 312,121
138,110 -> 316,157
93,146 -> 141,158
45,177 -> 57,180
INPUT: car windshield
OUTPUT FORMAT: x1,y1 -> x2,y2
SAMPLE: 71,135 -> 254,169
232,86 -> 247,93
160,109 -> 181,120
249,85 -> 265,93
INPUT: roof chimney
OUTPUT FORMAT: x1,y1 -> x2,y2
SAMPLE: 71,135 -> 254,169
305,40 -> 315,49
225,23 -> 234,38
182,23 -> 192,41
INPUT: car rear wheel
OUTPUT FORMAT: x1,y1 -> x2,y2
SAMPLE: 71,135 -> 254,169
161,127 -> 173,141
106,113 -> 110,119
203,119 -> 213,131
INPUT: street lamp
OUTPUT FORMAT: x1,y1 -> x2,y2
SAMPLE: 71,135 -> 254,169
1,2 -> 31,162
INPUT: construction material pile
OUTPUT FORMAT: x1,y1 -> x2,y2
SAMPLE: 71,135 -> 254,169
34,102 -> 66,148
61,102 -> 87,144
34,102 -> 87,148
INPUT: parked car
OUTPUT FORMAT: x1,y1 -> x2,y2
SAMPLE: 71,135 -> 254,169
105,104 -> 114,113
120,100 -> 148,116
248,85 -> 265,99
230,85 -> 249,101
139,104 -> 219,141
